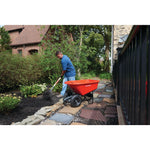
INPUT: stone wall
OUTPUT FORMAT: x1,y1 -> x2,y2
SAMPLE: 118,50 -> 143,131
113,25 -> 133,60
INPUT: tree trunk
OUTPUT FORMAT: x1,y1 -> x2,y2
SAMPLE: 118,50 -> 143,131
77,26 -> 84,77
104,42 -> 110,72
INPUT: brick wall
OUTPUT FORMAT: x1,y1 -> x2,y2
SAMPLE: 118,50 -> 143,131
12,44 -> 40,57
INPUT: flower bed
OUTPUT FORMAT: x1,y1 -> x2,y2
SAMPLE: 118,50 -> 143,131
0,91 -> 59,125
20,83 -> 47,98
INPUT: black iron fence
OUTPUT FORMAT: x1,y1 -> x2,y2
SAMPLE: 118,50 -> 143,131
113,25 -> 150,125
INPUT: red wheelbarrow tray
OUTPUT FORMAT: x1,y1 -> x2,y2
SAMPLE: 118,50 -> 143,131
65,79 -> 100,96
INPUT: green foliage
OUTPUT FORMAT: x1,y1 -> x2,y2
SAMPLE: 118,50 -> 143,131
64,25 -> 111,74
84,30 -> 104,53
0,93 -> 21,112
20,83 -> 47,98
48,75 -> 62,92
0,51 -> 44,92
93,25 -> 112,72
40,25 -> 90,85
81,72 -> 112,80
83,29 -> 104,74
0,27 -> 11,51
80,71 -> 97,79
0,25 -> 112,93
77,43 -> 91,73
99,72 -> 112,80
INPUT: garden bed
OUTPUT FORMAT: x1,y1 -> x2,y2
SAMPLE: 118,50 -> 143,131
0,91 -> 59,125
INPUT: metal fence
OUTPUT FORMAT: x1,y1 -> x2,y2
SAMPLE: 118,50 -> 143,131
113,25 -> 150,125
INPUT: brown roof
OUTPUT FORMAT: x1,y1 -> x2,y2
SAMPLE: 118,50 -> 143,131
4,25 -> 24,31
4,25 -> 50,46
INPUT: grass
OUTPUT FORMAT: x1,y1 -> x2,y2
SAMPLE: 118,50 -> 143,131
99,72 -> 112,80
80,72 -> 112,80
80,72 -> 97,79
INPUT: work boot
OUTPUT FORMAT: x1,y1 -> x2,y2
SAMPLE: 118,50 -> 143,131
56,94 -> 63,98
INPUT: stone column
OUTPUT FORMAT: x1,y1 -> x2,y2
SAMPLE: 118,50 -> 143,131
113,25 -> 133,61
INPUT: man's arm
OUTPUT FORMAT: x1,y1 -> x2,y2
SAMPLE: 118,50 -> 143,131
61,58 -> 67,78
61,70 -> 66,78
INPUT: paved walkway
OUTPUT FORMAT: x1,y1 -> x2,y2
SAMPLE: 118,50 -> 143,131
40,80 -> 118,125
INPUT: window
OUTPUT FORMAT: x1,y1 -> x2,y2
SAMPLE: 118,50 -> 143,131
18,49 -> 22,56
29,49 -> 38,55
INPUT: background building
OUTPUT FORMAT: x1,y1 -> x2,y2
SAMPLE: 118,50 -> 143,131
4,25 -> 50,57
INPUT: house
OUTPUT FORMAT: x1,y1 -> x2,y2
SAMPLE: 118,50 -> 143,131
4,25 -> 50,57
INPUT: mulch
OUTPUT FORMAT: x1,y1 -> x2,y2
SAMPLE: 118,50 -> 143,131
0,91 -> 59,125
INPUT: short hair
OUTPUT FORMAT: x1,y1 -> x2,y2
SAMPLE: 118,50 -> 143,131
55,51 -> 62,56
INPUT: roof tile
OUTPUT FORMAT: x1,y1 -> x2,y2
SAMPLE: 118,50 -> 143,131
4,25 -> 50,46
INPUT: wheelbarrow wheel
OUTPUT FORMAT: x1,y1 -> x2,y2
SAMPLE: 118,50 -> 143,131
63,101 -> 67,106
71,95 -> 82,107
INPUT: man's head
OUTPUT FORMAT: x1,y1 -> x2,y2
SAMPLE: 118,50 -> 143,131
55,51 -> 63,59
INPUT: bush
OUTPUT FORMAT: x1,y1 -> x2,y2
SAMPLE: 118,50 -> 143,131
48,75 -> 62,92
0,51 -> 44,92
99,72 -> 112,80
20,83 -> 47,98
0,93 -> 21,112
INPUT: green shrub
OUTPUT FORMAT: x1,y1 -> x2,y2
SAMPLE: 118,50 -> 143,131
48,75 -> 62,92
0,51 -> 44,92
99,72 -> 112,80
20,83 -> 47,98
0,93 -> 21,112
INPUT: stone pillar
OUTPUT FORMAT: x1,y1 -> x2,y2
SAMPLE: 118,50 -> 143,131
113,25 -> 133,61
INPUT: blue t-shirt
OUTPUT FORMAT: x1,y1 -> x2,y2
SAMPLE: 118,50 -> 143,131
61,55 -> 76,77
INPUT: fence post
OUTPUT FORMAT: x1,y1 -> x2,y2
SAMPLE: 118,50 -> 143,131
139,26 -> 147,125
147,26 -> 150,124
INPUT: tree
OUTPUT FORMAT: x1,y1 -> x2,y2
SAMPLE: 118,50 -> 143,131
100,26 -> 111,72
83,26 -> 105,73
92,25 -> 111,72
0,27 -> 11,52
77,25 -> 84,77
64,25 -> 111,73
64,25 -> 91,76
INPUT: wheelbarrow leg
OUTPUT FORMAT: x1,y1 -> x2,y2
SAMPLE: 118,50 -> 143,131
91,91 -> 93,104
92,91 -> 93,104
87,92 -> 93,104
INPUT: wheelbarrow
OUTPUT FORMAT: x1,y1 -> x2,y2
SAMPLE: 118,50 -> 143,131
63,79 -> 99,107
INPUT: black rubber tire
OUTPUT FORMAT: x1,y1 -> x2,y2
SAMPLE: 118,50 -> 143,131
71,95 -> 82,107
63,101 -> 67,106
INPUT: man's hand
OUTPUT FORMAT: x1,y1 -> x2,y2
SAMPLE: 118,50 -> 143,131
61,70 -> 66,78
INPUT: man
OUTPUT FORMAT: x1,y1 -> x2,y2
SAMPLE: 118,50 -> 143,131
56,51 -> 76,98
